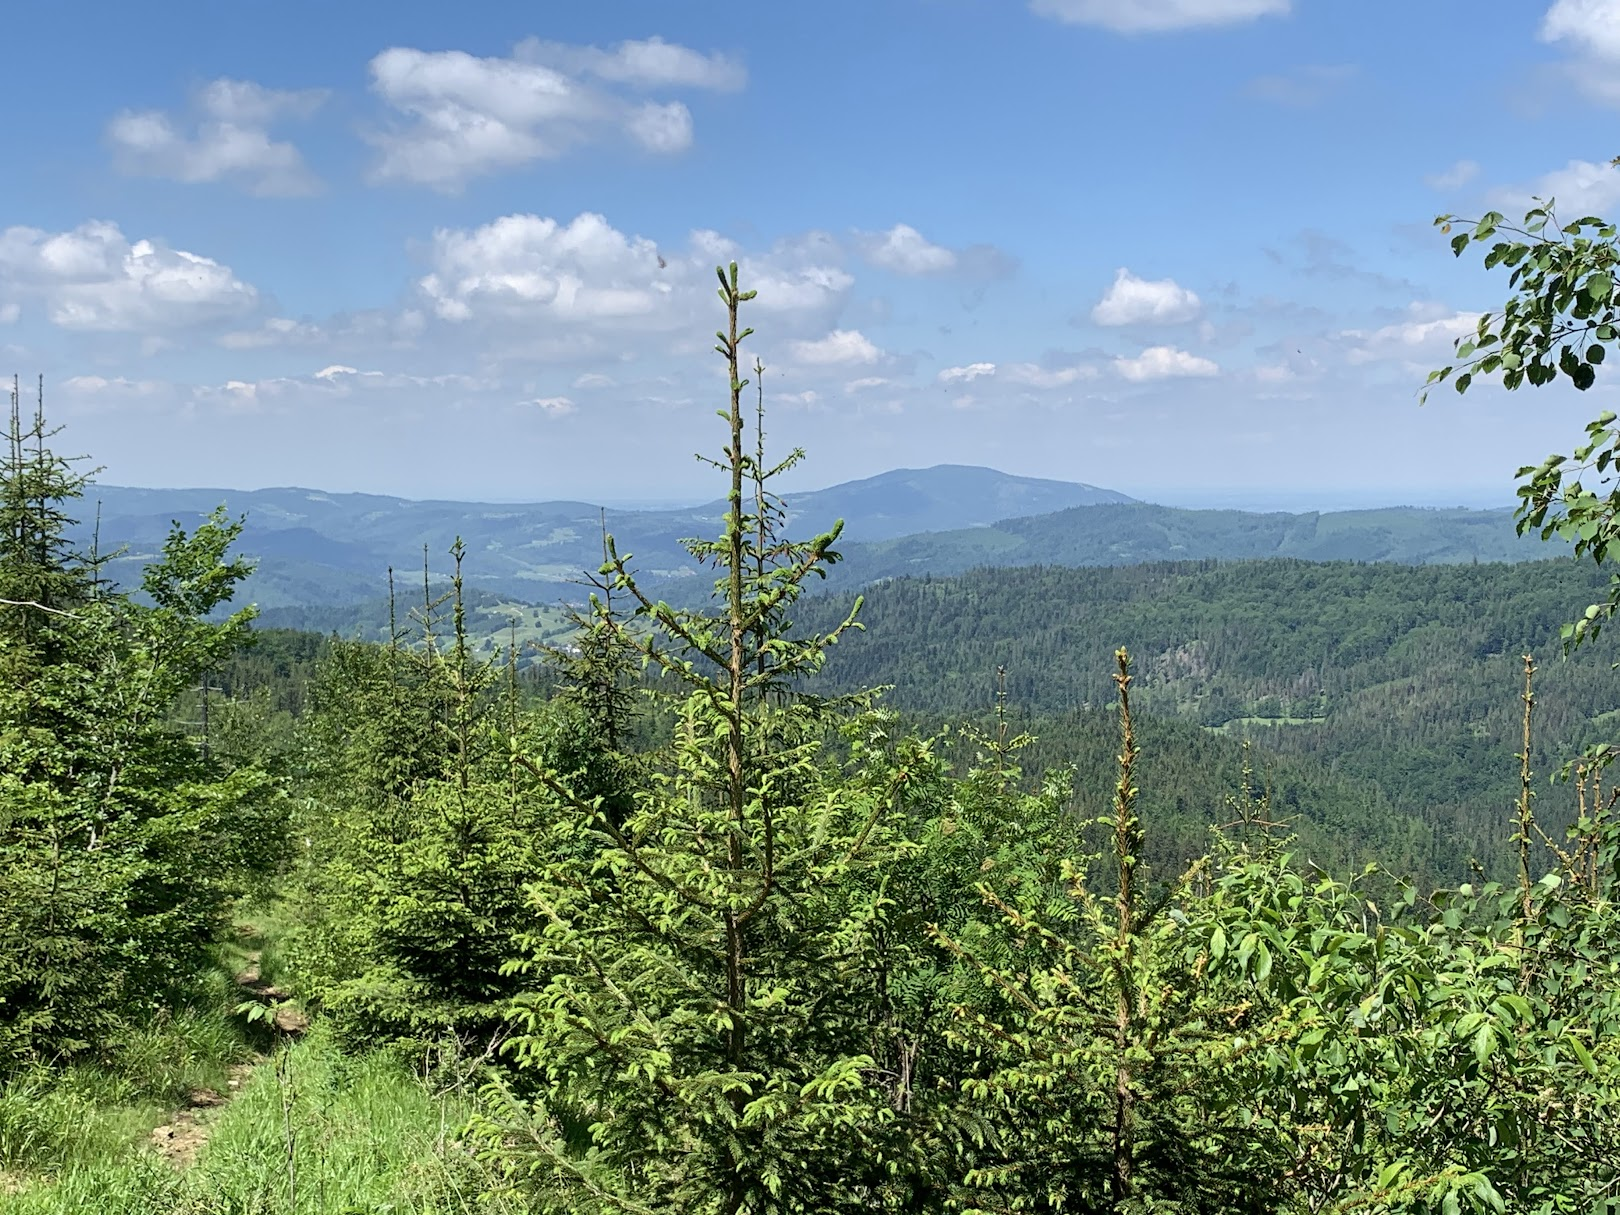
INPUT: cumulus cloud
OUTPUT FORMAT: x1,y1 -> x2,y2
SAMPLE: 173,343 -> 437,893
1091,268 -> 1202,326
1114,345 -> 1219,381
1337,306 -> 1480,369
106,78 -> 325,196
1242,64 -> 1356,106
416,212 -> 852,349
0,220 -> 258,332
1030,0 -> 1289,33
366,38 -> 741,190
938,362 -> 997,384
858,224 -> 957,275
422,212 -> 676,325
1490,158 -> 1620,218
853,224 -> 1017,281
1425,159 -> 1481,191
515,36 -> 746,90
1541,0 -> 1620,103
522,395 -> 577,416
790,329 -> 882,366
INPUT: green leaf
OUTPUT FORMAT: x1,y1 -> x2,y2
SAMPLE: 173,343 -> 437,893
1567,1033 -> 1598,1076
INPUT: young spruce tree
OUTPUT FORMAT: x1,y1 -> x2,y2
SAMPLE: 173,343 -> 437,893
483,265 -> 921,1214
0,379 -> 279,1066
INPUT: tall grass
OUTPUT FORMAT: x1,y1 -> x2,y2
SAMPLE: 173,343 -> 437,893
0,963 -> 249,1180
0,1028 -> 515,1214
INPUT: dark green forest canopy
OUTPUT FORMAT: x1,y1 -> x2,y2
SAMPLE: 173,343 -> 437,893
819,501 -> 1557,592
230,556 -> 1616,884
794,558 -> 1620,878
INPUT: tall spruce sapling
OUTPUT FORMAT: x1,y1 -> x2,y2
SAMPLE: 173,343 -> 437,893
539,511 -> 642,834
933,650 -> 1276,1213
289,540 -> 542,1053
486,264 -> 923,1214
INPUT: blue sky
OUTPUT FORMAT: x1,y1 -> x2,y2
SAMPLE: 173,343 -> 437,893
4,0 -> 1619,507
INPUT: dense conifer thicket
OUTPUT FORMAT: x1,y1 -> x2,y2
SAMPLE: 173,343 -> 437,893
0,382 -> 281,1068
4,239 -> 1620,1213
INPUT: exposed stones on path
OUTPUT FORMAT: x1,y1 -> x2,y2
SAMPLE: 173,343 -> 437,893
148,1061 -> 258,1169
150,935 -> 309,1169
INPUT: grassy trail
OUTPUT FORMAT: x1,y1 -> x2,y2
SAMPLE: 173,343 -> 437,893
0,911 -> 514,1214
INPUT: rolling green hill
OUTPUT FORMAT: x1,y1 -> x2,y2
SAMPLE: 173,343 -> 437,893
76,465 -> 1134,610
821,502 -> 1560,591
795,558 -> 1620,878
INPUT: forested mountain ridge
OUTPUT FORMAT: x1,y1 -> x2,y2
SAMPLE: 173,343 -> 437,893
798,558 -> 1620,874
821,501 -> 1557,591
74,465 -> 1131,609
76,472 -> 1542,616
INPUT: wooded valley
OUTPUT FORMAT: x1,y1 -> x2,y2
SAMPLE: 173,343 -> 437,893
4,231 -> 1620,1215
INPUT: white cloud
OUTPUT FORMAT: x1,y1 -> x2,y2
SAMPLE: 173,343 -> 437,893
515,36 -> 746,91
1543,0 -> 1620,55
1114,345 -> 1220,381
219,316 -> 325,349
366,38 -> 739,190
1001,362 -> 1097,388
1425,159 -> 1480,191
624,101 -> 694,153
1091,267 -> 1202,326
936,361 -> 1095,389
417,212 -> 852,347
523,395 -> 577,416
844,376 -> 892,391
1542,0 -> 1620,100
852,224 -> 1016,280
421,212 -> 673,324
938,362 -> 997,384
0,302 -> 17,325
1031,0 -> 1289,33
1338,308 -> 1479,365
181,366 -> 497,415
106,78 -> 325,196
0,220 -> 258,332
859,224 -> 957,275
61,374 -> 164,396
790,329 -> 882,366
1491,158 -> 1620,219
